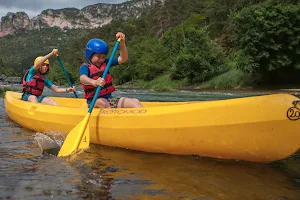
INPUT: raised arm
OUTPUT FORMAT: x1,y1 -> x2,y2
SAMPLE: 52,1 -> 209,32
116,32 -> 128,64
34,49 -> 58,71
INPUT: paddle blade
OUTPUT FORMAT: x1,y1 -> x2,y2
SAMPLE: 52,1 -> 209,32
58,113 -> 91,157
78,123 -> 90,149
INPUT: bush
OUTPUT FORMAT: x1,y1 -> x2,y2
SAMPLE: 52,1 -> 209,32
231,1 -> 300,74
162,20 -> 225,83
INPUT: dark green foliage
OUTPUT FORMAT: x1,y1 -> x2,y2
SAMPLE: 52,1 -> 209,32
162,16 -> 225,83
231,0 -> 300,80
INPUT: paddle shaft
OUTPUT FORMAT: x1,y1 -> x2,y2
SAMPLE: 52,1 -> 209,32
56,56 -> 78,98
88,38 -> 121,113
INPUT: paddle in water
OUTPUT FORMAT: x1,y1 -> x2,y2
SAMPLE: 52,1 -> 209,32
55,53 -> 78,98
58,38 -> 121,157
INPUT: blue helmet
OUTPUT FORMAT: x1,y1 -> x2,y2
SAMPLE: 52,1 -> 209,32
85,38 -> 109,59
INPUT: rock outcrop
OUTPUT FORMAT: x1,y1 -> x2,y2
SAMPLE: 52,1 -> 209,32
0,0 -> 157,37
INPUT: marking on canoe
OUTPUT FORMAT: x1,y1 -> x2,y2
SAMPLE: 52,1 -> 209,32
100,109 -> 147,115
287,106 -> 300,121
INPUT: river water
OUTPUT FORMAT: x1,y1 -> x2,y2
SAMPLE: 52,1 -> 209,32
1,88 -> 300,200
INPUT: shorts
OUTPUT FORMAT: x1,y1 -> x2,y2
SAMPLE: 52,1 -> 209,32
87,94 -> 121,108
21,93 -> 46,103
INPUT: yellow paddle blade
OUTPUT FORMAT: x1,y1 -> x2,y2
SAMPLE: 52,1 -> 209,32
58,113 -> 91,157
78,122 -> 90,149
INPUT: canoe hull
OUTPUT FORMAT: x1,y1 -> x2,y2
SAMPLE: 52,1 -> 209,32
4,91 -> 300,162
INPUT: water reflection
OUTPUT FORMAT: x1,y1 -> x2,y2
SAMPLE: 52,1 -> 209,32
69,145 -> 300,200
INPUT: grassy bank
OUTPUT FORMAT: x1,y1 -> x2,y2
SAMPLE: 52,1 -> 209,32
195,69 -> 255,90
116,69 -> 255,91
116,74 -> 187,92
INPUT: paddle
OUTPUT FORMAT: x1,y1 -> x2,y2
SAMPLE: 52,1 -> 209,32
55,53 -> 78,98
58,38 -> 121,157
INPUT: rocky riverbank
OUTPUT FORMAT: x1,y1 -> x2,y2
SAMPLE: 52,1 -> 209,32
0,75 -> 21,86
0,74 -> 22,91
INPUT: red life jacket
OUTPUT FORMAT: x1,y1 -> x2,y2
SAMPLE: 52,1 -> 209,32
22,69 -> 45,96
82,63 -> 115,99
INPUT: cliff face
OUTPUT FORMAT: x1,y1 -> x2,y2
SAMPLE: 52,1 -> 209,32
0,0 -> 156,37
0,12 -> 30,37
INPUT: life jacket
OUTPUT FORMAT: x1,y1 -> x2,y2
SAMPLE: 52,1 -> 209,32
22,69 -> 45,96
82,63 -> 115,99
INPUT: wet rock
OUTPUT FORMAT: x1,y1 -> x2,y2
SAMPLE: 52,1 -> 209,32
35,133 -> 60,150
0,76 -> 21,85
0,74 -> 7,81
101,166 -> 118,173
0,82 -> 9,85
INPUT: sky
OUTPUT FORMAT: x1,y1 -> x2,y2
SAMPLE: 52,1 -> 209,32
0,0 -> 127,19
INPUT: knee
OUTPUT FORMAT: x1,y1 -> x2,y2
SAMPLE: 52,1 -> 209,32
50,99 -> 58,106
42,97 -> 58,106
132,98 -> 143,107
96,100 -> 109,108
132,98 -> 140,104
96,101 -> 105,108
28,96 -> 38,102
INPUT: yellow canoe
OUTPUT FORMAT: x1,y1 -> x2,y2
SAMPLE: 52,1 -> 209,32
4,91 -> 300,163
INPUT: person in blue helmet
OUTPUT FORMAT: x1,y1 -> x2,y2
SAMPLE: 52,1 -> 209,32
80,32 -> 143,108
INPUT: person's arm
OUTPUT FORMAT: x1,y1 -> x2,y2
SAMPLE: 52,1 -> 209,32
80,74 -> 95,85
50,85 -> 75,93
116,32 -> 128,64
34,49 -> 58,71
80,65 -> 105,87
45,78 -> 75,93
80,75 -> 105,87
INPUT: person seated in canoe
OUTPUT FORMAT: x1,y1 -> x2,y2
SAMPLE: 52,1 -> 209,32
21,49 -> 76,105
80,32 -> 143,108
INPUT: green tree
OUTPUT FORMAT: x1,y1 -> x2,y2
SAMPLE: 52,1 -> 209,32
162,16 -> 225,83
231,1 -> 300,78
